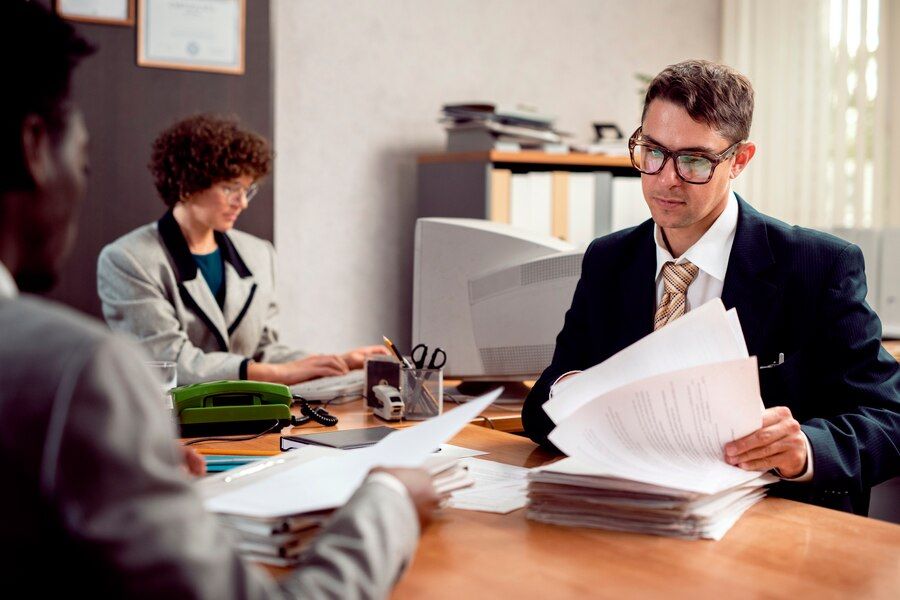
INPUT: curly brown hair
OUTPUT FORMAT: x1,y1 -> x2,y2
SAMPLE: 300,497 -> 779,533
149,114 -> 273,207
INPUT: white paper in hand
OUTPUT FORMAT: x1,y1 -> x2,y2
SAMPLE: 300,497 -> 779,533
544,299 -> 748,424
547,357 -> 763,494
204,388 -> 502,518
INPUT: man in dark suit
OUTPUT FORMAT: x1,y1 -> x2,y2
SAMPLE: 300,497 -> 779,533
522,59 -> 899,516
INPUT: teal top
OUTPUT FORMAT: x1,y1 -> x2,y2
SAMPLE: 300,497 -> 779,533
193,248 -> 225,306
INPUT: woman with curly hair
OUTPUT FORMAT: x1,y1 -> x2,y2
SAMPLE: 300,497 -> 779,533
98,114 -> 386,385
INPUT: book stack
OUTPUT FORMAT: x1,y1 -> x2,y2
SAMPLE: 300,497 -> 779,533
527,299 -> 777,540
441,102 -> 567,152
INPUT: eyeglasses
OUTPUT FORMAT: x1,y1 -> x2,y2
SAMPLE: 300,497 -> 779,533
218,182 -> 259,204
628,127 -> 742,185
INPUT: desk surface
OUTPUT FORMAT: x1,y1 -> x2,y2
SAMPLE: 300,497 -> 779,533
191,395 -> 523,456
197,421 -> 900,598
884,339 -> 900,361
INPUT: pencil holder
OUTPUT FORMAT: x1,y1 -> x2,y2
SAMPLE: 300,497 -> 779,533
400,366 -> 443,420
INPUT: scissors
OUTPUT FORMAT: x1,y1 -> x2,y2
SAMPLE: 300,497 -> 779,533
411,343 -> 447,370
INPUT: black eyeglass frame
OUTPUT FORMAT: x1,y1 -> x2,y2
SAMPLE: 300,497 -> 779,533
627,127 -> 744,185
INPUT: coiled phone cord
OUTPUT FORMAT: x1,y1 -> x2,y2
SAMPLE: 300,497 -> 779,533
291,395 -> 339,427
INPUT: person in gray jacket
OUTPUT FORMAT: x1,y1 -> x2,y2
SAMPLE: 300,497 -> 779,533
98,114 -> 387,385
0,2 -> 436,596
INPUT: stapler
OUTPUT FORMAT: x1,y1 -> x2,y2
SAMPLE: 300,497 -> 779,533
372,385 -> 404,421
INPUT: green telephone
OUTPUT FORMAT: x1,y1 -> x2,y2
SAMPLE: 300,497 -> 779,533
172,380 -> 293,437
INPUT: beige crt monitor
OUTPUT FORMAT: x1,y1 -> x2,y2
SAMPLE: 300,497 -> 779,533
412,218 -> 582,380
828,227 -> 900,337
879,228 -> 900,337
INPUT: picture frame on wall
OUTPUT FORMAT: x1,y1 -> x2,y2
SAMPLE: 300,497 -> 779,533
56,0 -> 135,26
136,0 -> 246,75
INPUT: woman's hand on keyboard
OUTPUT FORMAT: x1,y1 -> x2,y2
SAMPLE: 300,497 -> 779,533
340,345 -> 391,370
249,354 -> 349,384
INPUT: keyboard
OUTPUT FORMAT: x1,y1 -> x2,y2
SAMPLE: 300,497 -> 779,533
291,369 -> 365,401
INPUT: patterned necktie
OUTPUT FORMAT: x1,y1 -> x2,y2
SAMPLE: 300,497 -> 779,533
654,261 -> 700,330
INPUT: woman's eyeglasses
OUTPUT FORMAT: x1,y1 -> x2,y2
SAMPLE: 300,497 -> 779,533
219,182 -> 259,204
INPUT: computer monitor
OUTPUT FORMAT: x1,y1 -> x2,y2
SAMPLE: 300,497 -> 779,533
830,227 -> 882,313
879,228 -> 900,337
828,227 -> 900,337
412,218 -> 582,380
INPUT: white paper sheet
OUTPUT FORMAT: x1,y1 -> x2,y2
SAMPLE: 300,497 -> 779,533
545,299 -> 749,423
547,358 -> 764,495
204,388 -> 502,518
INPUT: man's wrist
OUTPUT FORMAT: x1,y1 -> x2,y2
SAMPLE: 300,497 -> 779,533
367,471 -> 413,503
775,432 -> 814,482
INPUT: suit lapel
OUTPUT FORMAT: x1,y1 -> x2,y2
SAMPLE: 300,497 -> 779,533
158,211 -> 232,351
180,277 -> 230,348
215,230 -> 257,337
221,262 -> 257,336
720,196 -> 780,356
613,221 -> 657,348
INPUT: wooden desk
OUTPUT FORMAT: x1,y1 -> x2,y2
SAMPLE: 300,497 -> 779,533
392,427 -> 900,599
884,339 -> 900,361
200,425 -> 900,598
190,395 -> 523,455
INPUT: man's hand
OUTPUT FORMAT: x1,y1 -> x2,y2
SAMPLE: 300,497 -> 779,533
180,445 -> 207,477
341,345 -> 391,370
372,467 -> 440,528
724,406 -> 807,478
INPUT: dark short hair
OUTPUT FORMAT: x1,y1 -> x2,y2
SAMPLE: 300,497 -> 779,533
0,0 -> 94,192
149,115 -> 273,207
641,59 -> 754,143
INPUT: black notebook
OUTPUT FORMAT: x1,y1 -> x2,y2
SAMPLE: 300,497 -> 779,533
280,426 -> 395,451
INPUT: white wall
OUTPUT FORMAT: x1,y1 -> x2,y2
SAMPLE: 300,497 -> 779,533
272,0 -> 721,352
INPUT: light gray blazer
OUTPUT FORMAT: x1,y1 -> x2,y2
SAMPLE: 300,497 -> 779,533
0,287 -> 419,597
98,211 -> 305,384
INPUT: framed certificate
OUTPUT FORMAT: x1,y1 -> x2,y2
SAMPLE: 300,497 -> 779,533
137,0 -> 245,75
56,0 -> 135,25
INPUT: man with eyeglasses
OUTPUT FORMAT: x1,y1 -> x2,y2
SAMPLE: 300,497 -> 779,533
522,59 -> 899,516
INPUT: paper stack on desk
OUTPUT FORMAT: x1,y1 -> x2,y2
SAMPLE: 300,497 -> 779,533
210,451 -> 475,566
527,299 -> 777,540
196,390 -> 500,565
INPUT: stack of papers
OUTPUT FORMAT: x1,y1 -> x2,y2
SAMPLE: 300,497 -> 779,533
217,510 -> 331,566
196,391 -> 501,565
211,452 -> 480,566
527,299 -> 776,540
447,458 -> 531,514
440,102 -> 568,152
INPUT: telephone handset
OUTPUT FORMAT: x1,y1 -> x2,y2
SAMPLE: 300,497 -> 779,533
172,380 -> 337,437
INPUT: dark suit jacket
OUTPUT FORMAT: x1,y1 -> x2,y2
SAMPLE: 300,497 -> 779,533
522,196 -> 900,515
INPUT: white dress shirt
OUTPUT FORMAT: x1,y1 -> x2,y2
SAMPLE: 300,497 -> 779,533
550,191 -> 813,481
653,191 -> 738,309
0,261 -> 17,299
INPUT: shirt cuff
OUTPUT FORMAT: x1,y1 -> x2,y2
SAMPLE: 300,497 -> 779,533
775,432 -> 814,482
549,370 -> 582,399
366,471 -> 413,504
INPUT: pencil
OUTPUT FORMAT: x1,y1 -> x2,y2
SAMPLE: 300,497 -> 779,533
382,335 -> 414,368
